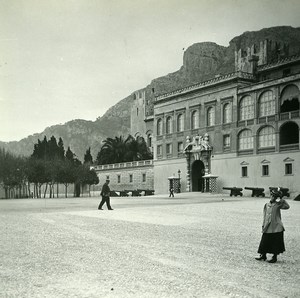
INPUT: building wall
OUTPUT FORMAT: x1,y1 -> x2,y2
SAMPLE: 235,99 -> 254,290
131,89 -> 154,152
151,65 -> 300,195
131,89 -> 146,137
126,42 -> 300,196
153,82 -> 239,161
211,151 -> 299,196
94,161 -> 154,192
258,63 -> 300,81
154,158 -> 186,194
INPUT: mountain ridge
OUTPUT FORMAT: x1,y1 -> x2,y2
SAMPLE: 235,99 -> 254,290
1,26 -> 300,160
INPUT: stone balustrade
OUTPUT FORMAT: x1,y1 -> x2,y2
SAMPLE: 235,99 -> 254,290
93,160 -> 153,171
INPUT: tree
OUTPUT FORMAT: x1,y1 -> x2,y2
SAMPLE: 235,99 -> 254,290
57,137 -> 65,159
74,164 -> 99,197
27,158 -> 49,198
84,147 -> 93,164
48,136 -> 58,160
56,161 -> 76,198
96,135 -> 153,165
65,146 -> 75,162
0,148 -> 28,199
124,135 -> 153,161
96,136 -> 127,165
81,166 -> 99,197
85,169 -> 99,197
31,135 -> 65,161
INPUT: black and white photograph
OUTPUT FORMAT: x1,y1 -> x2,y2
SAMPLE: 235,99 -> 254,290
1,0 -> 300,297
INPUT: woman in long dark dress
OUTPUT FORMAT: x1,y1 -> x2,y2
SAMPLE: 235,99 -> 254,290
255,189 -> 290,263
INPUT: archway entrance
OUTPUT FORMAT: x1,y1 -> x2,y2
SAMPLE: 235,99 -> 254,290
191,160 -> 205,191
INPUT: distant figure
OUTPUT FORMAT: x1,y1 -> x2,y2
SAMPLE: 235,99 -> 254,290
169,187 -> 174,198
255,188 -> 290,263
98,180 -> 113,210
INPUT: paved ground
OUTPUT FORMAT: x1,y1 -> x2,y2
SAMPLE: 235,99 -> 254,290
0,193 -> 299,298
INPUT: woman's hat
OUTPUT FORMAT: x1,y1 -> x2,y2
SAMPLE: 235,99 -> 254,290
271,188 -> 283,198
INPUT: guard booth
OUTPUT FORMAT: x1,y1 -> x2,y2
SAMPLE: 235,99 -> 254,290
202,174 -> 218,193
168,175 -> 181,193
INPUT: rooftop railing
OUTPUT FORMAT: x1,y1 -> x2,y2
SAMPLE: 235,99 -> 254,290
258,54 -> 300,71
93,160 -> 153,171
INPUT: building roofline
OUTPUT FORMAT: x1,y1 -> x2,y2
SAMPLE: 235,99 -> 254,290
258,54 -> 300,72
155,71 -> 255,102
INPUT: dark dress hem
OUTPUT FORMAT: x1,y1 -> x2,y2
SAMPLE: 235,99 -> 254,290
257,231 -> 285,255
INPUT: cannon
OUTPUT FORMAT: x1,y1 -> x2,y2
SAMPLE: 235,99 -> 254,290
124,190 -> 142,196
137,189 -> 155,196
269,187 -> 290,198
245,187 -> 265,197
223,187 -> 243,197
119,190 -> 129,197
145,189 -> 155,196
109,190 -> 120,197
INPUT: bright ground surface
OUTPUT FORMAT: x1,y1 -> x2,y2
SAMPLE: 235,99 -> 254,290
0,193 -> 299,298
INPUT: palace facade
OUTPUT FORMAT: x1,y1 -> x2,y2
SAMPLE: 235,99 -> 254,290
129,40 -> 300,196
94,40 -> 300,197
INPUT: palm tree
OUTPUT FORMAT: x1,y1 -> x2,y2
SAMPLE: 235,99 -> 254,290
96,135 -> 153,165
96,136 -> 127,165
124,135 -> 152,161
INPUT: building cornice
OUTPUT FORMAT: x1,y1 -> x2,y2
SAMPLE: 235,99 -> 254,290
154,71 -> 255,103
258,54 -> 300,72
238,73 -> 300,94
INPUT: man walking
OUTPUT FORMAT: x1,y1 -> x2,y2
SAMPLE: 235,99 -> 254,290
98,179 -> 113,210
169,187 -> 174,197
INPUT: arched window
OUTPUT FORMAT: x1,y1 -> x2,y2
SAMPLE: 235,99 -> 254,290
191,110 -> 199,129
259,91 -> 275,117
280,122 -> 299,145
280,84 -> 300,113
238,129 -> 253,150
177,114 -> 184,132
223,103 -> 231,123
239,95 -> 254,120
207,107 -> 215,126
258,126 -> 275,148
166,116 -> 172,134
157,118 -> 162,136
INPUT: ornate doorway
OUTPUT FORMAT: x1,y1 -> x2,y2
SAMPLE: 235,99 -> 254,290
191,160 -> 205,191
184,133 -> 213,192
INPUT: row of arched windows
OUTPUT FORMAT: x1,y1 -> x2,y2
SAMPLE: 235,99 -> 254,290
157,114 -> 185,135
156,85 -> 299,136
238,122 -> 299,150
239,126 -> 274,150
239,91 -> 275,120
239,84 -> 300,120
156,104 -> 231,135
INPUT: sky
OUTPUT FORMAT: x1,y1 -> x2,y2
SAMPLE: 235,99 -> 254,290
1,0 -> 300,142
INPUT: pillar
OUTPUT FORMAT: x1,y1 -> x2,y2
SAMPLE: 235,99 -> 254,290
185,152 -> 191,192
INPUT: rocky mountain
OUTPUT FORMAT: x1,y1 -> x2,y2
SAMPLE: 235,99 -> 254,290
149,26 -> 300,95
1,26 -> 300,161
0,95 -> 132,161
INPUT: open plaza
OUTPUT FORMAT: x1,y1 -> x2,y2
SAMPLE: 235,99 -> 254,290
0,193 -> 299,298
